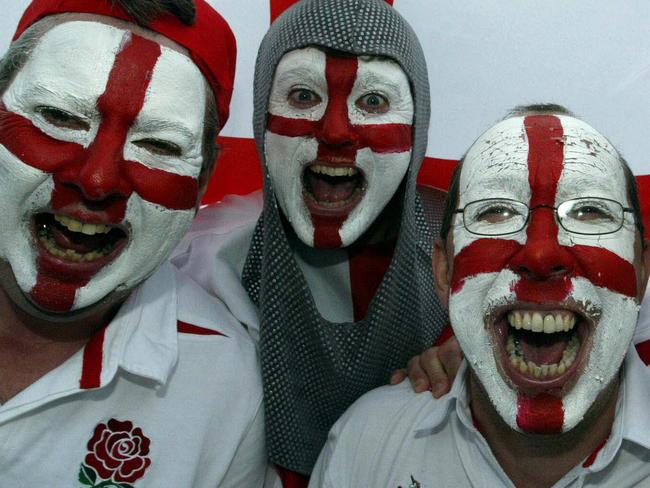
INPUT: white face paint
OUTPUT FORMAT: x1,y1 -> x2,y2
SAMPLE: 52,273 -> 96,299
265,46 -> 414,248
448,114 -> 640,433
0,21 -> 207,313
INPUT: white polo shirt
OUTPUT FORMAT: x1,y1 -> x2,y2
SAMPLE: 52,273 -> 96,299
0,262 -> 266,487
310,347 -> 650,488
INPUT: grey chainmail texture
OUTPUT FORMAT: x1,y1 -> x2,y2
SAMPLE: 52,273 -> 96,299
242,0 -> 448,474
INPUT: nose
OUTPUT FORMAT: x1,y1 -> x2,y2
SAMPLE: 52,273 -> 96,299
509,207 -> 575,280
69,127 -> 127,201
317,99 -> 358,148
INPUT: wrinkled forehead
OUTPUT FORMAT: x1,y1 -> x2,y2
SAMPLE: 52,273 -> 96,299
12,20 -> 205,107
459,114 -> 627,206
272,46 -> 410,91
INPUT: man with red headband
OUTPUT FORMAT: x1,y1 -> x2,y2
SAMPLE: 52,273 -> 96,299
0,1 -> 265,486
310,105 -> 650,487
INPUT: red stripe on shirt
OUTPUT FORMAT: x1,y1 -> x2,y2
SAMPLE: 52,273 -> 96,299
177,320 -> 226,336
80,326 -> 107,389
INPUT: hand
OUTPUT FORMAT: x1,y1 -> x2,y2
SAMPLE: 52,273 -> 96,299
390,337 -> 463,398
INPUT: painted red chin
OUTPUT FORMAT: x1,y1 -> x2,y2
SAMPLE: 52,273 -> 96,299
490,304 -> 594,397
32,212 -> 128,281
302,160 -> 366,217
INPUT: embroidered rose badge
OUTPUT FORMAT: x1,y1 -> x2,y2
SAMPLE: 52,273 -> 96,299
79,419 -> 152,487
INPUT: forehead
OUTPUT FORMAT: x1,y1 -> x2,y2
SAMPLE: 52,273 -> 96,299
459,114 -> 627,204
9,21 -> 206,117
273,46 -> 408,85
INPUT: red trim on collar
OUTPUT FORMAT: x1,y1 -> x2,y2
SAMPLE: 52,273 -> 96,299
177,320 -> 225,336
635,340 -> 650,365
582,436 -> 608,468
80,326 -> 107,389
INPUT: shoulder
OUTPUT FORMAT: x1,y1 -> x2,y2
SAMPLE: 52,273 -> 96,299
172,268 -> 261,390
335,382 -> 440,437
181,190 -> 262,241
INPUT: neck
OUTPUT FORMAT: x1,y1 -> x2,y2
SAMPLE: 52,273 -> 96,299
0,284 -> 123,403
469,372 -> 618,488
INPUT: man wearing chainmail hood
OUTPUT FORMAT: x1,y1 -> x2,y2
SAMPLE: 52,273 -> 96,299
173,0 -> 447,483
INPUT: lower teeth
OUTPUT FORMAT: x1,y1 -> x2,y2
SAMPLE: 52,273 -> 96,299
507,334 -> 579,379
39,235 -> 113,262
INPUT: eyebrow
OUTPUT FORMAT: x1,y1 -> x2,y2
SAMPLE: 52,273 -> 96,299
133,118 -> 196,140
22,84 -> 97,115
275,67 -> 325,87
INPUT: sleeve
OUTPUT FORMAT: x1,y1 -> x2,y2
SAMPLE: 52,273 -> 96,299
308,435 -> 341,488
218,400 -> 268,488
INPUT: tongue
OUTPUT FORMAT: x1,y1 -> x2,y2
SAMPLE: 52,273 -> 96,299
307,171 -> 357,203
52,225 -> 105,254
519,332 -> 569,365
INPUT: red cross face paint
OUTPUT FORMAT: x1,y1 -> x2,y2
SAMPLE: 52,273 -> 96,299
0,21 -> 206,313
448,115 -> 641,434
265,47 -> 414,248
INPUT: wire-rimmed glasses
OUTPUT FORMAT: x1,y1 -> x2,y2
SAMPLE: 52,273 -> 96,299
454,197 -> 635,236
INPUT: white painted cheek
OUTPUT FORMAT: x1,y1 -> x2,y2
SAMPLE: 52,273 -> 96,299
2,22 -> 125,148
338,149 -> 410,246
264,131 -> 317,247
125,47 -> 205,178
73,194 -> 194,310
561,278 -> 639,431
348,58 -> 413,126
267,47 -> 327,121
449,270 -> 520,430
0,145 -> 53,294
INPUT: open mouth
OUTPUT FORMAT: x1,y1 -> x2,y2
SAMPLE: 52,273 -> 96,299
302,163 -> 366,214
494,308 -> 592,394
34,213 -> 128,266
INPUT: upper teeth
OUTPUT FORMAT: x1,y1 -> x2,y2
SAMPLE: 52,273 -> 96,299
310,165 -> 358,177
54,215 -> 111,235
507,310 -> 576,334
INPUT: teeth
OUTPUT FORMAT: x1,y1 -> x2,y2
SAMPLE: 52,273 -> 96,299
507,310 -> 578,334
310,164 -> 358,177
55,215 -> 110,235
505,329 -> 581,380
38,235 -> 113,262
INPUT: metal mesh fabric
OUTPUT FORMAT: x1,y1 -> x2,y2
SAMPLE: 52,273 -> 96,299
242,0 -> 448,474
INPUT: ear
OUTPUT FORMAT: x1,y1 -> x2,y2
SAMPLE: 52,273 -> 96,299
433,238 -> 451,310
195,145 -> 220,210
640,239 -> 650,300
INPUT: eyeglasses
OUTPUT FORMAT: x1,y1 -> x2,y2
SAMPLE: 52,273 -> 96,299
454,197 -> 635,236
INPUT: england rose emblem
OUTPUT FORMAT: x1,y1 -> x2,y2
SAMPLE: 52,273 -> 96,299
79,419 -> 152,487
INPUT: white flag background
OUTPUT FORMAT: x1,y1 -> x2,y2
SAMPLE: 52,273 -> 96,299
2,0 -> 649,235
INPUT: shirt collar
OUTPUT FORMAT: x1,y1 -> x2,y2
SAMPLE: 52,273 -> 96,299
90,262 -> 179,388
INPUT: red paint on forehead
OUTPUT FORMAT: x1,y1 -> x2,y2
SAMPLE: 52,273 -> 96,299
516,392 -> 564,434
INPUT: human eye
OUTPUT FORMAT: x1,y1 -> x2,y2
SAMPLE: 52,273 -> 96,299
473,201 -> 523,223
563,199 -> 616,222
288,87 -> 322,109
35,106 -> 90,131
132,138 -> 182,157
355,92 -> 389,114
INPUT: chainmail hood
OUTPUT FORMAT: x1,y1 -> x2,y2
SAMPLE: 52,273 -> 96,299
243,0 -> 447,473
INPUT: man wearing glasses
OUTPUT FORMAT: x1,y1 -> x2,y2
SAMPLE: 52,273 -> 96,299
309,105 -> 650,487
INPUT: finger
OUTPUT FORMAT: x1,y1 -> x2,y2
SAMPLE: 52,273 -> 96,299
419,349 -> 450,398
389,369 -> 407,385
439,337 -> 463,381
407,355 -> 434,393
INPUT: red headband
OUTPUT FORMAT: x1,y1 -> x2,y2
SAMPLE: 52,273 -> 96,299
13,0 -> 236,128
